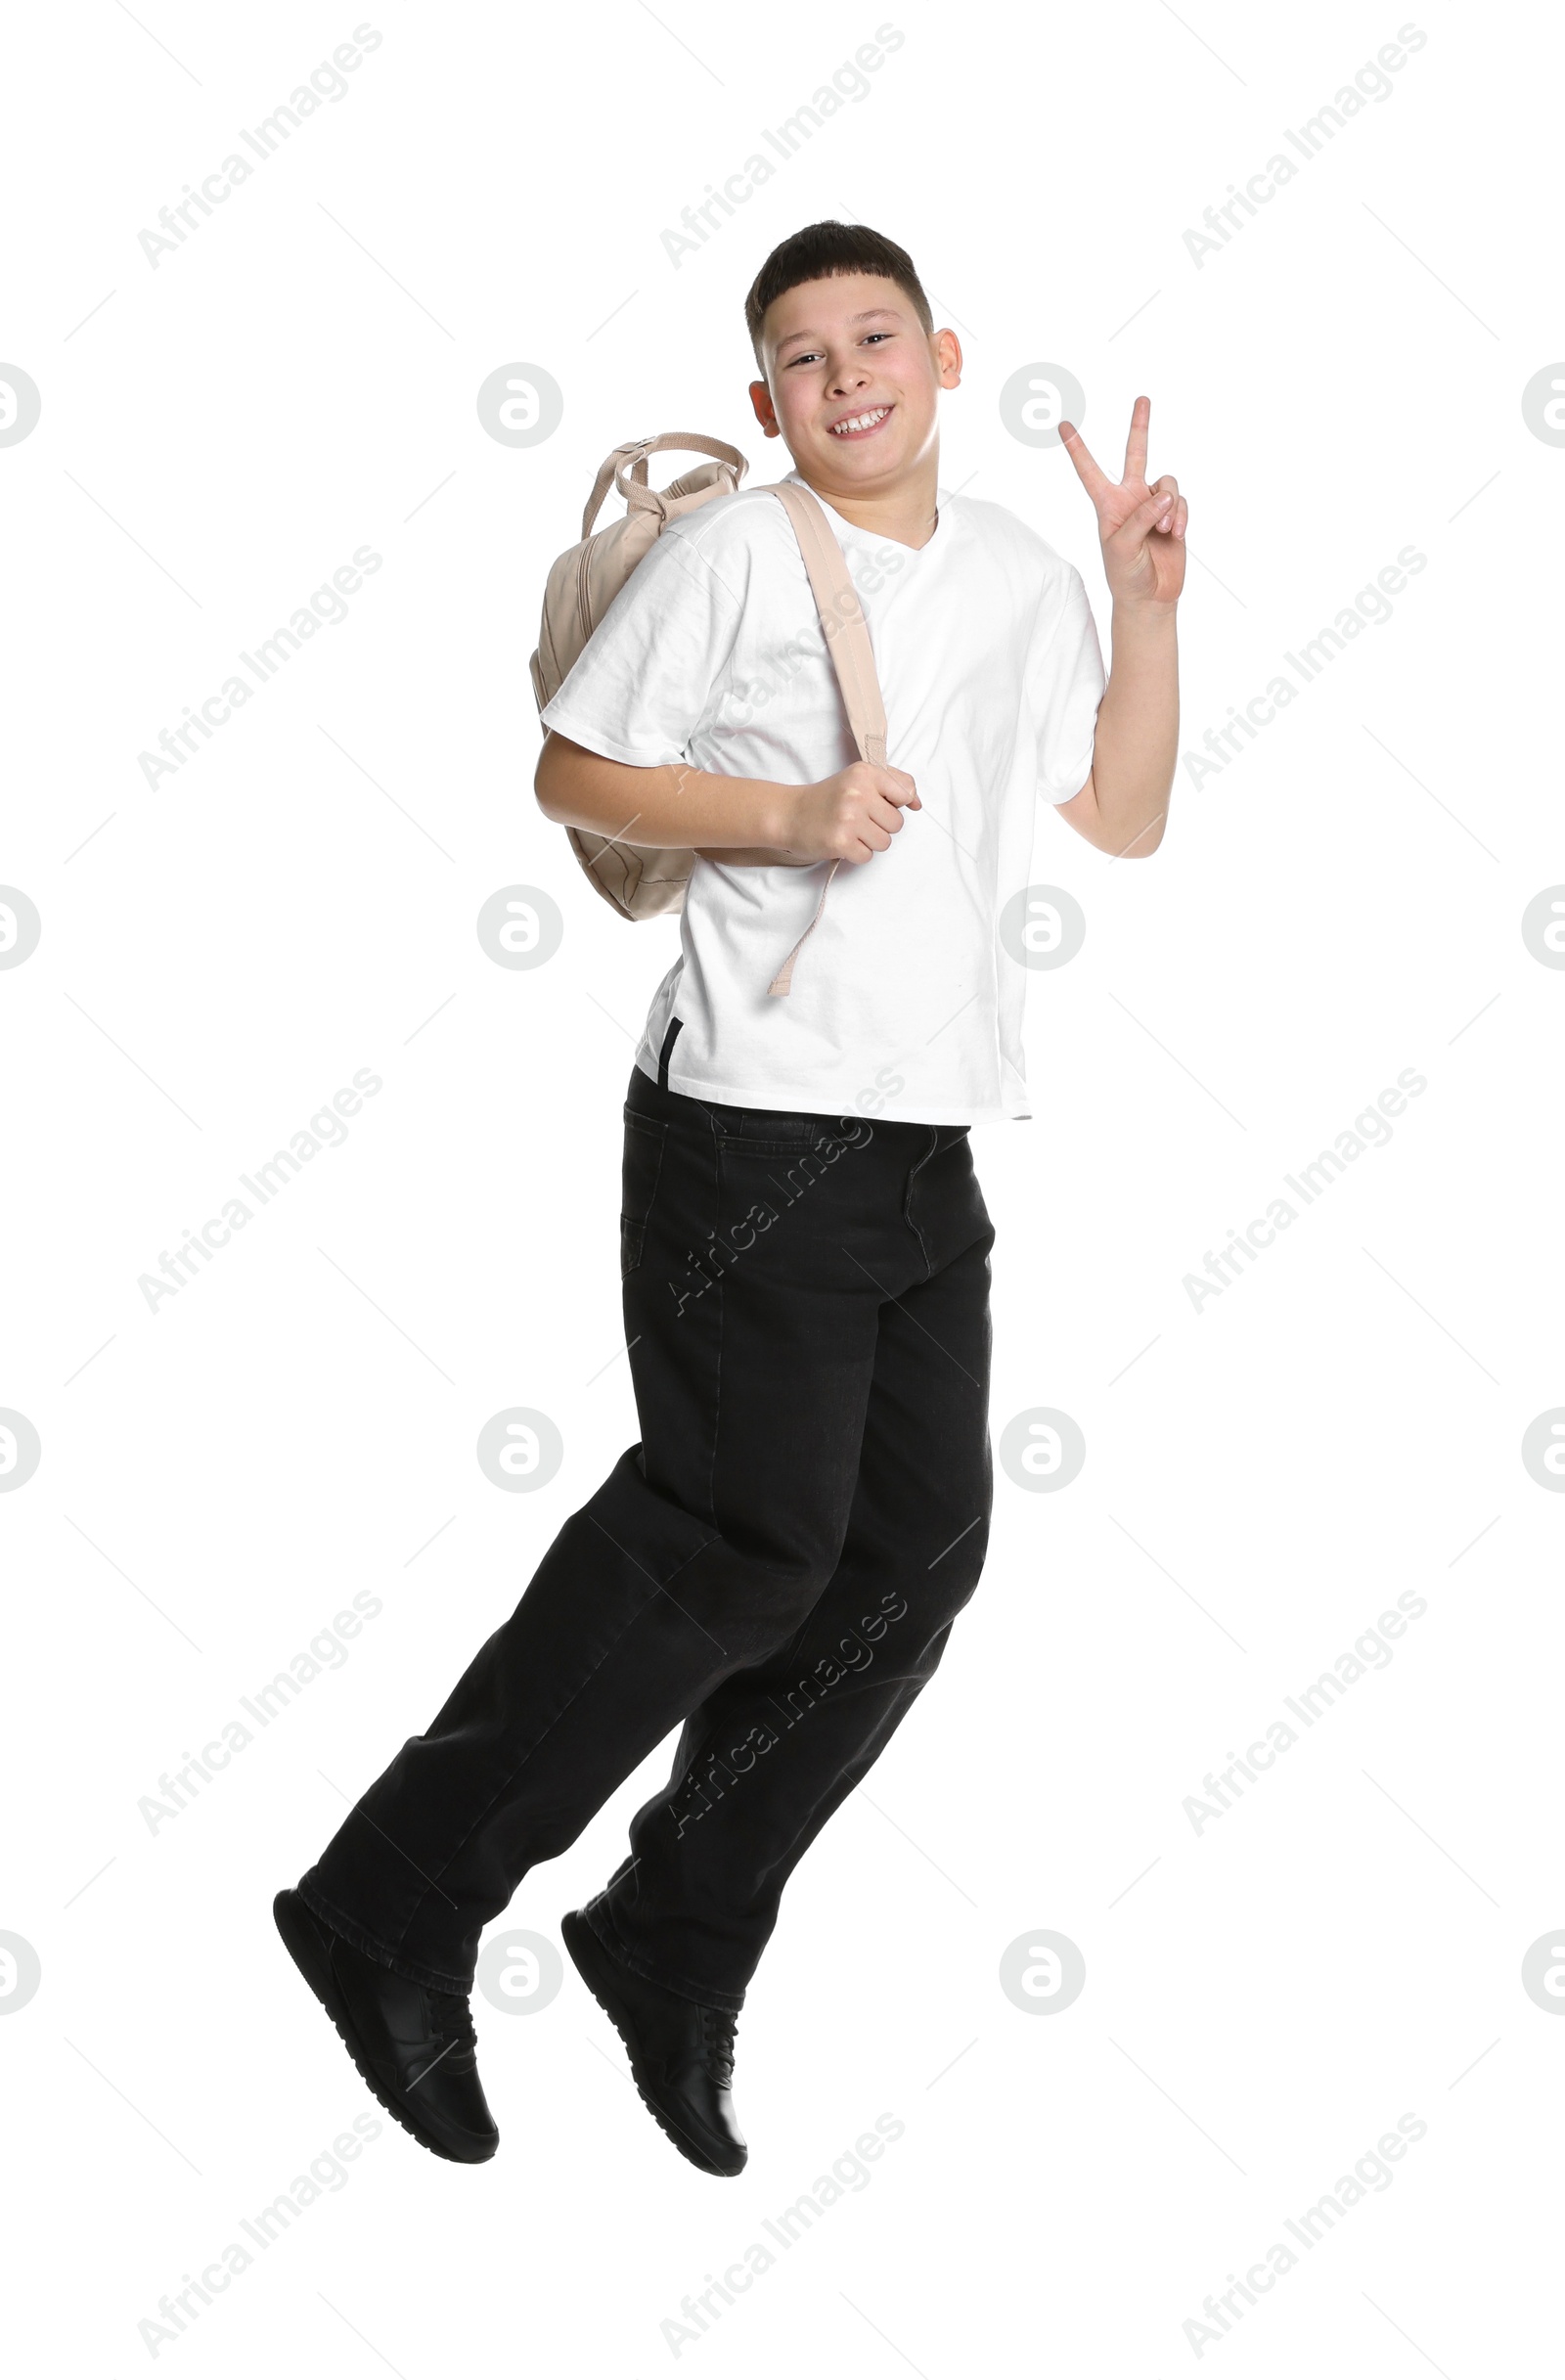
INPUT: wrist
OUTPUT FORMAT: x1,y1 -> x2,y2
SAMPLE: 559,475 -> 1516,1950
1109,594 -> 1180,635
757,781 -> 801,851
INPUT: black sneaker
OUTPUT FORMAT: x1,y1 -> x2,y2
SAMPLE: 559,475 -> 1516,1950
561,1906 -> 746,2177
273,1889 -> 498,2165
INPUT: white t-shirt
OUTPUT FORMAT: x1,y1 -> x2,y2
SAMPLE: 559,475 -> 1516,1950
539,469 -> 1105,1126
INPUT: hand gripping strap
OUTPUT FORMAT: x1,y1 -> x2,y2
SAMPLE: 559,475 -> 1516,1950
766,482 -> 889,998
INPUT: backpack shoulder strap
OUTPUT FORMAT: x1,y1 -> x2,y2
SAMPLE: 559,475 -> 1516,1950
765,480 -> 891,997
769,480 -> 887,766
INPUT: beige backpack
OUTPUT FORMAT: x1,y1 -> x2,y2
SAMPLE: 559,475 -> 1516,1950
529,432 -> 887,999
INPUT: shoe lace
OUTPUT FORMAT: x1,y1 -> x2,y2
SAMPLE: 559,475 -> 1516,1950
426,1990 -> 478,2071
698,2005 -> 738,2091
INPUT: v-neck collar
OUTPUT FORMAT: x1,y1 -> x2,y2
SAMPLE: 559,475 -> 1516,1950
783,472 -> 946,559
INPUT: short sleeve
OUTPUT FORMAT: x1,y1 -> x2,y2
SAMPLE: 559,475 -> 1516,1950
1031,562 -> 1106,804
538,526 -> 744,770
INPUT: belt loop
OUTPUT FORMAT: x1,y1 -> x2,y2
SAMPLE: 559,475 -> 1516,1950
656,1014 -> 684,1092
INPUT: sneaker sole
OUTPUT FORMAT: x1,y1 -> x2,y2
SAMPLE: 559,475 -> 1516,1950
560,1907 -> 745,2178
272,1889 -> 497,2166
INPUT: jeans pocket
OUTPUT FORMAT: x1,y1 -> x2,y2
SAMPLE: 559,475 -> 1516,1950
621,1111 -> 668,1278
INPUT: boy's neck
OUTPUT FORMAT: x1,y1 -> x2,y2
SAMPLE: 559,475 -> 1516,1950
787,454 -> 941,552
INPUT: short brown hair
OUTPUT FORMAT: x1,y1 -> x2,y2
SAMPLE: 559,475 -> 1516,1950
744,221 -> 933,363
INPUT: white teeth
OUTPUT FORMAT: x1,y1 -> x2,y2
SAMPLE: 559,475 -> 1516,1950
830,406 -> 889,434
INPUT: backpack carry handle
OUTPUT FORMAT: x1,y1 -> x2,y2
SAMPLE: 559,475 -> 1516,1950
580,434 -> 748,540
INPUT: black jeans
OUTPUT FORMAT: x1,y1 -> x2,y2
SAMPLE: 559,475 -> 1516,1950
298,1055 -> 996,2013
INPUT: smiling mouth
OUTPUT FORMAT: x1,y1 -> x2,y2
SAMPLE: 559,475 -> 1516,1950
828,404 -> 892,439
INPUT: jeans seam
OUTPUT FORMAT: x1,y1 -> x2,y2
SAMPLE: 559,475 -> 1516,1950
387,1525 -> 724,1960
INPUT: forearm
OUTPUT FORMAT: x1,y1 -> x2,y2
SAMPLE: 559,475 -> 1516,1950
1087,604 -> 1179,857
535,730 -> 792,855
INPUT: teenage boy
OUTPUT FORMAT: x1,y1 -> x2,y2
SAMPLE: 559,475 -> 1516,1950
275,221 -> 1185,2178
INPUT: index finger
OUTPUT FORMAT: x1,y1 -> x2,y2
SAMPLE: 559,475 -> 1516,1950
1058,421 -> 1112,503
1123,395 -> 1150,486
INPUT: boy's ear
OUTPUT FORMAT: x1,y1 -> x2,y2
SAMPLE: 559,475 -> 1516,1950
748,377 -> 782,438
933,328 -> 962,389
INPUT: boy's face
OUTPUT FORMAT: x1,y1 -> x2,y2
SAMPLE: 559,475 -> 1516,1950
749,272 -> 961,489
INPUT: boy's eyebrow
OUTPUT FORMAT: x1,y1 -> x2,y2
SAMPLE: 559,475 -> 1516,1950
773,307 -> 904,356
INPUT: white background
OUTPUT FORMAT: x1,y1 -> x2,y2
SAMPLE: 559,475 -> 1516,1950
3,0 -> 1562,2370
